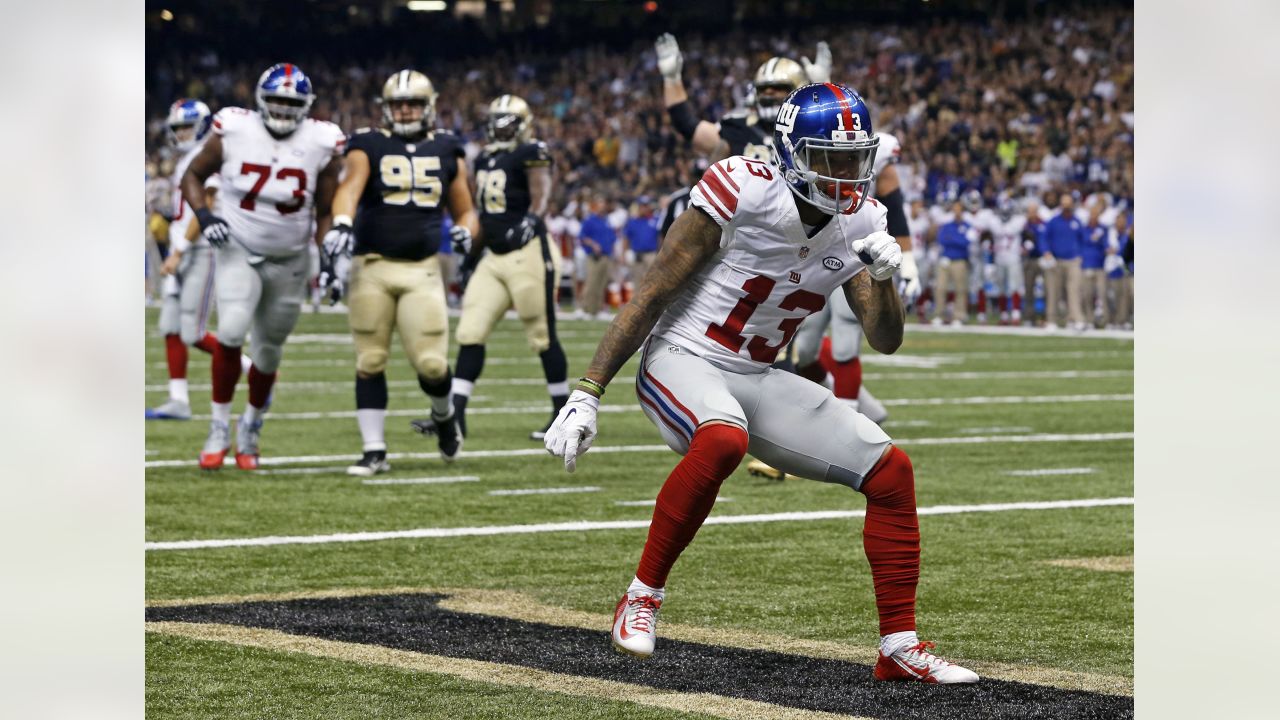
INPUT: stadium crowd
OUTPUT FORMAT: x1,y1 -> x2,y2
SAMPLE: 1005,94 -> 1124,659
146,5 -> 1133,329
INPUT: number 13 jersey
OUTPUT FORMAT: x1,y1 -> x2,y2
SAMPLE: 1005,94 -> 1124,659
213,108 -> 345,257
651,157 -> 888,374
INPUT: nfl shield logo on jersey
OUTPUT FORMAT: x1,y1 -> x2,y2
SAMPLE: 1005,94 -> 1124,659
799,245 -> 810,259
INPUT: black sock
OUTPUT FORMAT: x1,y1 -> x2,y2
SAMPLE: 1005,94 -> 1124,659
456,344 -> 486,383
355,372 -> 388,409
540,342 -> 569,413
452,394 -> 469,436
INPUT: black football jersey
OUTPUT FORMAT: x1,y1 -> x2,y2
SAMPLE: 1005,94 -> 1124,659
347,128 -> 463,261
473,141 -> 551,253
718,114 -> 773,162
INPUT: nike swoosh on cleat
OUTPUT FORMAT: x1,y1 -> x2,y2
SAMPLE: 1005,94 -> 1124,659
895,657 -> 931,680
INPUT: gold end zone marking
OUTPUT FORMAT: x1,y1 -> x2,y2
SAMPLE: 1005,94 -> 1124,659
1045,555 -> 1134,573
146,621 -> 866,720
147,586 -> 1132,697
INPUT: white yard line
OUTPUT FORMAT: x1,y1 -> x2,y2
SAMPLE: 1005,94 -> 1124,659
487,486 -> 602,496
364,476 -> 481,486
958,426 -> 1035,434
146,369 -> 1131,394
1005,468 -> 1099,477
145,496 -> 1134,551
175,393 -> 1133,422
144,431 -> 1132,469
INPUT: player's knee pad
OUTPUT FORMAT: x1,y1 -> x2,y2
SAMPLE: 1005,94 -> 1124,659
859,446 -> 915,508
251,341 -> 284,375
524,326 -> 551,354
179,325 -> 203,347
356,347 -> 389,376
216,309 -> 252,348
411,352 -> 448,382
454,321 -> 488,347
687,422 -> 750,477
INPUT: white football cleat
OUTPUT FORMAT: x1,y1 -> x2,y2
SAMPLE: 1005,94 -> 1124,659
611,589 -> 663,658
199,420 -> 231,470
874,641 -> 979,684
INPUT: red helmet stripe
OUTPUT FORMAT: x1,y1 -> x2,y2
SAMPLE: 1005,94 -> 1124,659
823,82 -> 855,133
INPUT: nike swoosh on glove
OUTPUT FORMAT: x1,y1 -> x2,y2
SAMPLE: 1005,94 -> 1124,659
852,231 -> 903,282
543,389 -> 600,473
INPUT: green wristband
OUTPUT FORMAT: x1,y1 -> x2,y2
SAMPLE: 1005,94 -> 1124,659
577,377 -> 606,396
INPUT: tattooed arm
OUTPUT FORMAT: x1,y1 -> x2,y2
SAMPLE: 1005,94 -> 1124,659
581,207 -> 723,393
844,271 -> 905,355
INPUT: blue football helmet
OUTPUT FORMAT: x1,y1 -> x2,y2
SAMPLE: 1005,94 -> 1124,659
165,98 -> 212,152
771,82 -> 879,216
255,63 -> 315,135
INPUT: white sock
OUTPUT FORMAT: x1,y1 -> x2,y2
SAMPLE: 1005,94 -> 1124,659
211,402 -> 232,425
451,377 -> 474,398
546,381 -> 569,398
169,379 -> 189,405
240,354 -> 253,374
627,576 -> 665,600
357,409 -> 387,452
242,404 -> 264,425
430,392 -> 453,419
880,630 -> 919,657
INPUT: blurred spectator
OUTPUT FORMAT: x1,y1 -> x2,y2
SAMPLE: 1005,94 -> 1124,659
1040,193 -> 1087,329
578,196 -> 617,320
1079,198 -> 1111,328
932,202 -> 973,326
1021,200 -> 1048,326
623,196 -> 660,288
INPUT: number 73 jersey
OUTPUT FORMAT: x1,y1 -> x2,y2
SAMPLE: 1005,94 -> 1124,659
652,156 -> 888,374
213,107 -> 345,256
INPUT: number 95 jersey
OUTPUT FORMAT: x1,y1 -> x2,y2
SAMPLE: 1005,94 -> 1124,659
651,156 -> 887,374
347,128 -> 463,261
213,108 -> 345,257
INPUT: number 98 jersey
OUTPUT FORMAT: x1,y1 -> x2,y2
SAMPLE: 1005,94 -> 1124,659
213,107 -> 345,257
347,128 -> 463,261
474,141 -> 551,253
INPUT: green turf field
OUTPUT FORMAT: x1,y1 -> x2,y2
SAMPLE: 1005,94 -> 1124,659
144,307 -> 1133,719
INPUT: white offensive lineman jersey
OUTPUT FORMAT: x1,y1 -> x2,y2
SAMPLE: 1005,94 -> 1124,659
212,108 -> 345,256
867,131 -> 900,197
652,156 -> 886,374
169,142 -> 222,252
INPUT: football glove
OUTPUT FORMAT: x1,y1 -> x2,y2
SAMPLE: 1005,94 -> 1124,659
655,33 -> 684,81
852,231 -> 903,282
317,253 -> 350,305
802,41 -> 833,83
195,208 -> 231,248
897,250 -> 922,303
504,213 -> 541,249
543,389 -> 600,473
322,217 -> 355,265
450,224 -> 473,255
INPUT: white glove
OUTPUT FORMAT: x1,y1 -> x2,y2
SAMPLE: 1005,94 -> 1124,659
543,389 -> 600,473
802,41 -> 833,83
1104,254 -> 1124,273
655,33 -> 684,81
897,250 -> 921,303
852,231 -> 903,282
450,224 -> 473,255
322,217 -> 354,264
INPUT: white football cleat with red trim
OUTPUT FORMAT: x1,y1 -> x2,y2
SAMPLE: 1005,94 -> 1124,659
874,641 -> 979,684
611,589 -> 663,658
199,420 -> 231,470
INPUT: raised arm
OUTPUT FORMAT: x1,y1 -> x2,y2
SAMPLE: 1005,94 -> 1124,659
582,206 -> 722,390
655,33 -> 727,158
843,269 -> 905,355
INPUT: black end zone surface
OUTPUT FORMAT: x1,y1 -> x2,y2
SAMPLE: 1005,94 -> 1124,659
147,593 -> 1132,720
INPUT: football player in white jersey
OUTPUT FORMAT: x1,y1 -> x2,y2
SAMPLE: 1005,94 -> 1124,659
181,63 -> 345,470
989,198 -> 1027,325
148,98 -> 234,420
545,84 -> 978,684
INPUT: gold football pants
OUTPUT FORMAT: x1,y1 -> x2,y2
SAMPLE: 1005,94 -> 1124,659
456,236 -> 561,351
347,253 -> 449,380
